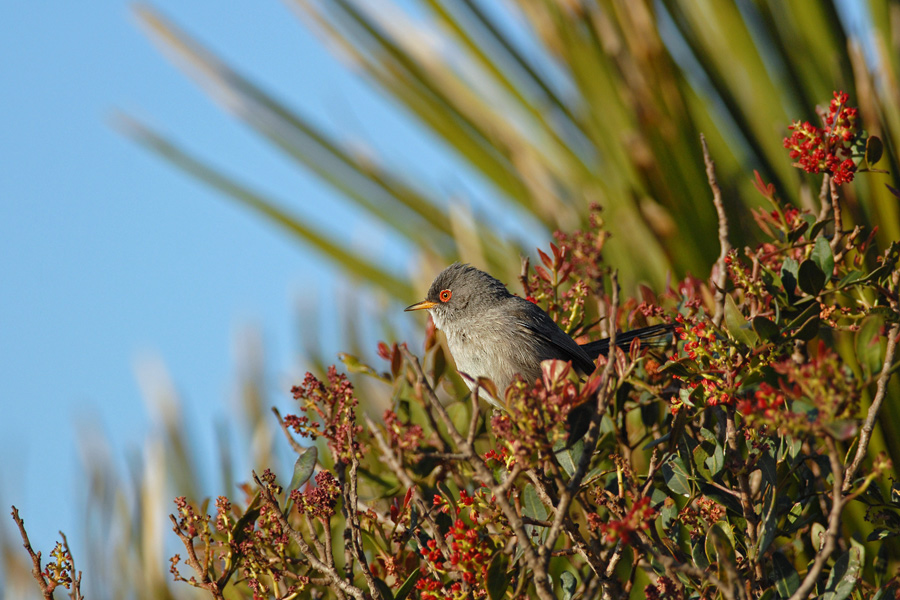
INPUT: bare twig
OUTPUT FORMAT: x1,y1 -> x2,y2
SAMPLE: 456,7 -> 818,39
519,256 -> 532,296
252,471 -> 366,600
650,552 -> 736,600
345,446 -> 384,600
168,514 -> 226,600
272,407 -> 305,454
843,322 -> 900,490
364,415 -> 454,560
11,506 -> 55,600
543,273 -> 620,560
640,448 -> 661,496
399,346 -> 557,600
702,134 -> 731,327
833,225 -> 862,264
725,407 -> 763,587
829,177 -> 843,252
467,383 -> 482,447
58,532 -> 83,600
787,439 -> 845,600
816,174 -> 831,222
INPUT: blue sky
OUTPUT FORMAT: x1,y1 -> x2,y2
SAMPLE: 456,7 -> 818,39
1,2 -> 488,583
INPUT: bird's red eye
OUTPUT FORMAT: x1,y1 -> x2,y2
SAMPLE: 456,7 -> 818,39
439,289 -> 452,302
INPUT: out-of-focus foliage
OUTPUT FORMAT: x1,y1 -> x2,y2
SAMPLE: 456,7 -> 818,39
126,0 -> 900,294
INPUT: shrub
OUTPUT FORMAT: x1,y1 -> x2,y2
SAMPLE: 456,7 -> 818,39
14,93 -> 900,600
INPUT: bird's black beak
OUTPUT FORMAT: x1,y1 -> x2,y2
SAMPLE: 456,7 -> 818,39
405,300 -> 437,312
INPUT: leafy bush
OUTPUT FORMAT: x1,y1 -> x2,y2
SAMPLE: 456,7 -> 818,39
163,93 -> 900,598
14,94 -> 900,600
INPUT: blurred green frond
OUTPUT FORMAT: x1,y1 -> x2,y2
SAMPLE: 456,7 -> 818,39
126,0 -> 900,295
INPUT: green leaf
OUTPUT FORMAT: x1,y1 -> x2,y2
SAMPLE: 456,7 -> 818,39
809,218 -> 830,241
797,259 -> 826,296
486,553 -> 510,600
373,577 -> 394,600
752,316 -> 780,342
706,442 -> 725,477
791,314 -> 820,341
757,485 -> 777,556
782,257 -> 800,297
289,446 -> 318,492
705,522 -> 735,566
554,439 -> 583,477
559,571 -> 577,600
867,528 -> 897,541
811,236 -> 835,278
875,542 -> 890,587
820,543 -> 863,600
522,484 -> 548,520
394,568 -> 420,600
758,452 -> 777,488
662,457 -> 692,496
772,552 -> 800,598
856,316 -> 885,377
785,300 -> 819,329
811,522 -> 827,550
283,445 -> 318,514
836,270 -> 863,288
725,295 -> 759,346
691,535 -> 710,569
866,135 -> 884,165
522,484 -> 548,543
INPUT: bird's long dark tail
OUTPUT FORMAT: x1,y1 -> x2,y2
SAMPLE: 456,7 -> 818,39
578,323 -> 674,360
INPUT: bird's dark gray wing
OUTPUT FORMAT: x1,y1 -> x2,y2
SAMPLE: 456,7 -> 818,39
507,299 -> 597,375
579,323 -> 674,359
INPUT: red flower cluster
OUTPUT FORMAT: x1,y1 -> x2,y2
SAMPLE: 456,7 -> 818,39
285,367 -> 362,464
491,360 -> 586,462
290,471 -> 341,520
645,575 -> 684,600
592,496 -> 657,544
737,382 -> 785,417
415,517 -> 496,599
783,91 -> 859,184
383,409 -> 424,452
552,202 -> 609,287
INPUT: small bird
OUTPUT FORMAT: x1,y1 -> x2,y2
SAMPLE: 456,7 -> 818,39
405,263 -> 670,402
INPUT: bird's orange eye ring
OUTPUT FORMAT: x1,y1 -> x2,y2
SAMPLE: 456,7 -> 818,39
439,289 -> 452,302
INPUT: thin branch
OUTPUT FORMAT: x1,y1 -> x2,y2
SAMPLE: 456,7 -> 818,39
272,407 -> 305,454
168,514 -> 226,600
725,407 -> 763,587
345,446 -> 384,599
816,174 -> 831,222
364,415 -> 454,560
650,552 -> 736,600
788,439 -> 845,600
542,273 -> 620,559
702,134 -> 731,327
399,346 -> 556,600
11,506 -> 55,600
252,471 -> 366,600
829,177 -> 843,252
58,531 -> 83,600
833,225 -> 862,264
466,383 -> 482,447
640,448 -> 661,496
843,321 -> 900,490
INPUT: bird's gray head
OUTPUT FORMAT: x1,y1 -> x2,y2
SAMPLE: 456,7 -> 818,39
405,263 -> 512,328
